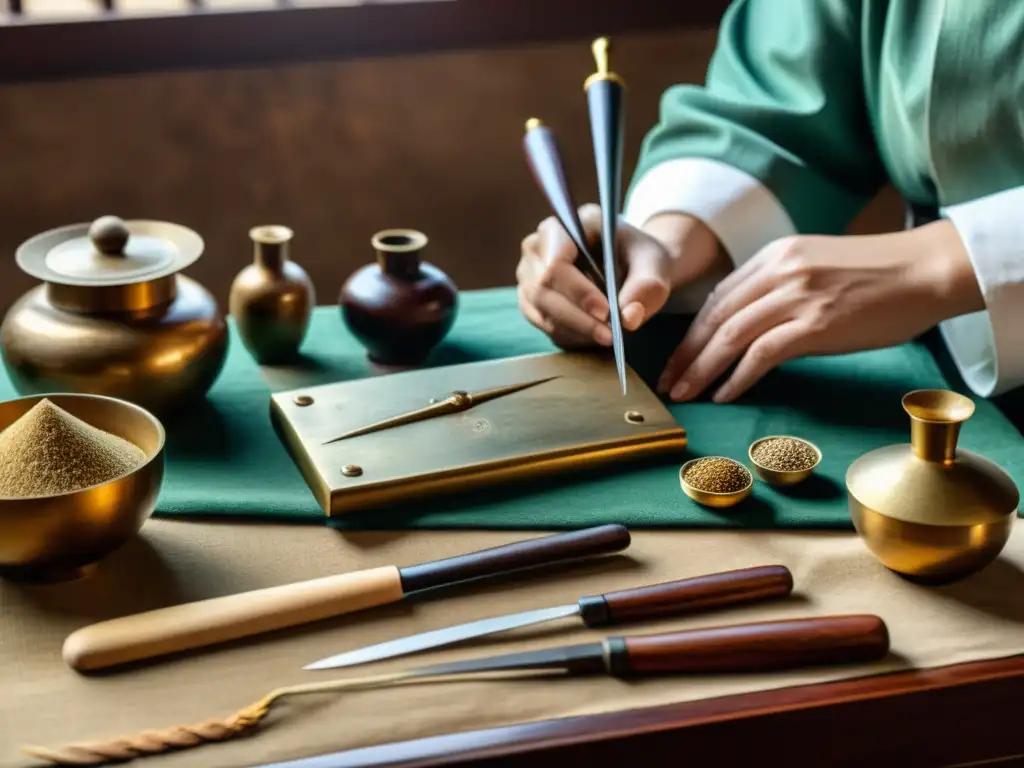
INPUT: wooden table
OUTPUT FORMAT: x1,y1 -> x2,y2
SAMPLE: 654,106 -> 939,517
261,655 -> 1024,767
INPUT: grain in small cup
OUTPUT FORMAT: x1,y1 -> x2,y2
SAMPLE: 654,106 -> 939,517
679,456 -> 752,508
748,435 -> 821,486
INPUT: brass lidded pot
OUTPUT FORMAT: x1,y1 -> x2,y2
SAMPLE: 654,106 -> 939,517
846,390 -> 1019,584
0,215 -> 228,414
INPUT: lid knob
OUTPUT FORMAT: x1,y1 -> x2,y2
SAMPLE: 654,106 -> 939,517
88,216 -> 130,256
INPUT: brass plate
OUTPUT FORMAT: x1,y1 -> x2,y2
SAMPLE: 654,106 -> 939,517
270,351 -> 688,516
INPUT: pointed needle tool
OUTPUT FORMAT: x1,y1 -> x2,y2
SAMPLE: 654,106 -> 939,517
304,565 -> 794,670
584,36 -> 628,395
522,118 -> 605,288
304,613 -> 889,677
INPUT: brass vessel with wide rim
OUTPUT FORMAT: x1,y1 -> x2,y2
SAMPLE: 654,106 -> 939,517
0,215 -> 228,414
846,389 -> 1019,583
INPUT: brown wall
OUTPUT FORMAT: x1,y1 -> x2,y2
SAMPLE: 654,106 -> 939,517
0,27 -> 901,315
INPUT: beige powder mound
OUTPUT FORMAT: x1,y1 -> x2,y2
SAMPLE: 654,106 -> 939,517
0,398 -> 147,497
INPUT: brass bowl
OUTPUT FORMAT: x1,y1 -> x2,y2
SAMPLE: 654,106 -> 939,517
849,501 -> 1014,585
679,457 -> 753,508
847,390 -> 1019,584
748,435 -> 821,486
0,393 -> 165,582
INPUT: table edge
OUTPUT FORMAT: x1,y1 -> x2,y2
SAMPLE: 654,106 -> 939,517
259,652 -> 1024,767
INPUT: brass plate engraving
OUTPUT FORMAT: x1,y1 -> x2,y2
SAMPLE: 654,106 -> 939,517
270,351 -> 687,516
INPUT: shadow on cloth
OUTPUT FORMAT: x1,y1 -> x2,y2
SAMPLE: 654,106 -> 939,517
741,367 -> 915,433
768,474 -> 844,502
700,495 -> 780,528
2,535 -> 182,620
260,352 -> 367,390
931,556 -> 1024,624
162,398 -> 231,461
625,312 -> 918,435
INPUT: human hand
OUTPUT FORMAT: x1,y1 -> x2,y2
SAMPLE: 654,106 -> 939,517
658,220 -> 984,403
516,204 -> 722,349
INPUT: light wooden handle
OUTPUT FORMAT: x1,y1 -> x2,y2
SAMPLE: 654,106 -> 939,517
62,565 -> 405,672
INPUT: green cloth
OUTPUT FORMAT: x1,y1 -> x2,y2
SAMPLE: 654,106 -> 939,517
3,288 -> 1017,530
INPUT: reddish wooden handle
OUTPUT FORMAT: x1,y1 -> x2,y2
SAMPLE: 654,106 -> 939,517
617,615 -> 889,675
581,565 -> 793,627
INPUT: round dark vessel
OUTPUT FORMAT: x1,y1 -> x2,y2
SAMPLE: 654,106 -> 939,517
339,229 -> 458,366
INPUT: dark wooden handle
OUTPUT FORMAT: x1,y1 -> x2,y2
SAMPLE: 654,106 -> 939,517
397,524 -> 631,594
585,78 -> 626,285
523,123 -> 605,286
579,565 -> 793,627
614,615 -> 890,675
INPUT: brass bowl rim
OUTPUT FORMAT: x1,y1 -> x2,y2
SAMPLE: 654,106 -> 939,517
748,435 -> 822,473
901,388 -> 976,424
0,392 -> 166,502
679,456 -> 754,497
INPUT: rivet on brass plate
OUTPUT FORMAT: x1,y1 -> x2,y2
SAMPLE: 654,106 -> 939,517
294,395 -> 314,407
625,410 -> 644,424
341,464 -> 363,477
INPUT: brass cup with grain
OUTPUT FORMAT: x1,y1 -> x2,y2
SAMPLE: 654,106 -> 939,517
0,393 -> 165,580
749,435 -> 821,486
680,456 -> 753,508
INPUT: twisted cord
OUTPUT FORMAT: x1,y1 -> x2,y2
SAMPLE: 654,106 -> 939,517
21,702 -> 269,766
21,672 -> 413,766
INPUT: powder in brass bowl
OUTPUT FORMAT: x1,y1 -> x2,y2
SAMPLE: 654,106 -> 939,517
751,437 -> 819,472
682,457 -> 751,494
0,398 -> 147,497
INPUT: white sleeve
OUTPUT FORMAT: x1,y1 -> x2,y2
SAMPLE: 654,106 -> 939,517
623,158 -> 797,313
939,186 -> 1024,398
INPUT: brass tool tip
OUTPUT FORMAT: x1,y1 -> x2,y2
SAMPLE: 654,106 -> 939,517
591,37 -> 610,76
525,117 -> 543,132
584,36 -> 624,89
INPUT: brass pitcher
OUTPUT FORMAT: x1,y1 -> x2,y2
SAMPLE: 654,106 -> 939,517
846,389 -> 1019,583
0,215 -> 228,415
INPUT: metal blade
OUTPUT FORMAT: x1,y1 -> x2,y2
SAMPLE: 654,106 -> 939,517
304,604 -> 580,670
584,39 -> 628,396
403,640 -> 607,679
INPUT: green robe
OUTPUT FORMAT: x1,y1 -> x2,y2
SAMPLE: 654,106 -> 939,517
623,0 -> 1024,398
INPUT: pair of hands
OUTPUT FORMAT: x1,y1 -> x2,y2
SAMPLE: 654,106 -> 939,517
517,204 -> 982,403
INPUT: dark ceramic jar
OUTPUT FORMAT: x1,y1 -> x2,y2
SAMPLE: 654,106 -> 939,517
339,229 -> 458,366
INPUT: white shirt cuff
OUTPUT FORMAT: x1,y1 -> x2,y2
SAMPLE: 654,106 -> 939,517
939,186 -> 1024,398
624,158 -> 797,313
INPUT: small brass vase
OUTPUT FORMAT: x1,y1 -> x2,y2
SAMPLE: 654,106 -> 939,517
229,225 -> 315,364
846,390 -> 1019,584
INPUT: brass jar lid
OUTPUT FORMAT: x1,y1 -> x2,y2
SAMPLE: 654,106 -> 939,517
16,215 -> 204,288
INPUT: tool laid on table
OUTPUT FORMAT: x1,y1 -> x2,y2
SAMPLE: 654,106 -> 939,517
322,376 -> 558,445
523,36 -> 629,395
305,564 -> 794,670
24,614 -> 890,766
61,524 -> 631,673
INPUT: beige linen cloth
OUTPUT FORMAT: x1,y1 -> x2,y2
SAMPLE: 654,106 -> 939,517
4,520 -> 1024,767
